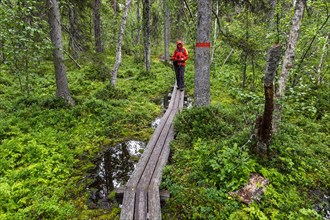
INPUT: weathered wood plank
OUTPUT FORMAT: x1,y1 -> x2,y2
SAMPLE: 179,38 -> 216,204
148,125 -> 174,220
115,187 -> 170,204
136,111 -> 176,188
120,84 -> 183,220
134,93 -> 179,218
134,190 -> 148,219
179,90 -> 185,111
120,186 -> 136,220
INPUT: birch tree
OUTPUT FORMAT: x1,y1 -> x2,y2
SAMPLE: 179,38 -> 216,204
273,0 -> 305,132
46,0 -> 75,105
194,0 -> 212,106
317,35 -> 328,84
111,0 -> 132,86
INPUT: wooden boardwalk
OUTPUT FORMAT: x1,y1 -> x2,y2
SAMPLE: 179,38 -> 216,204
120,87 -> 184,220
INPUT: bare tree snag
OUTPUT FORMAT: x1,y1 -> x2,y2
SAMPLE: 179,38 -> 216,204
47,0 -> 75,106
273,0 -> 305,132
194,0 -> 212,107
256,44 -> 281,156
111,0 -> 132,86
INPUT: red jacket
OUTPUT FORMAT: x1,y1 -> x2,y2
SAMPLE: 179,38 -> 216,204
171,40 -> 188,66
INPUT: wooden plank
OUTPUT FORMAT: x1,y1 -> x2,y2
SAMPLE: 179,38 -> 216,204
120,186 -> 136,220
168,85 -> 179,110
179,90 -> 185,111
134,190 -> 148,219
120,85 -> 179,220
136,111 -> 176,189
125,84 -> 178,189
148,125 -> 174,220
121,109 -> 172,219
115,187 -> 170,204
134,106 -> 178,218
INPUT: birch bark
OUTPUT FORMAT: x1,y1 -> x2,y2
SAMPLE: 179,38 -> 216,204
273,0 -> 305,132
111,0 -> 132,86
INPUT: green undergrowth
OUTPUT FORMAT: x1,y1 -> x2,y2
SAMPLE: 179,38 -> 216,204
161,84 -> 329,219
0,53 -> 174,219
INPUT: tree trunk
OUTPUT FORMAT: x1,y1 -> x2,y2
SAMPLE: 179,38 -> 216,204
69,5 -> 80,59
194,0 -> 212,107
256,44 -> 281,156
111,0 -> 132,86
317,35 -> 328,84
136,0 -> 141,44
163,0 -> 170,63
46,0 -> 75,105
113,0 -> 118,15
269,0 -> 277,30
143,0 -> 151,71
93,0 -> 103,53
211,0 -> 218,66
273,0 -> 305,132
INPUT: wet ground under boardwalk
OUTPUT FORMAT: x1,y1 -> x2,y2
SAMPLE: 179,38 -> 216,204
86,93 -> 192,209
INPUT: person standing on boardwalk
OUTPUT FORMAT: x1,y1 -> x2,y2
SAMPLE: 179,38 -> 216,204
171,40 -> 188,91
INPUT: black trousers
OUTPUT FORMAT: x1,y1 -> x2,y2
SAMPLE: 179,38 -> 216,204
174,64 -> 185,89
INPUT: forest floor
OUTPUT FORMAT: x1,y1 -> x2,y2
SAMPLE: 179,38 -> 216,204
0,50 -> 329,219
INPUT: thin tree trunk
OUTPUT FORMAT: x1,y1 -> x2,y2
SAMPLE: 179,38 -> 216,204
113,0 -> 118,15
211,0 -> 218,66
317,35 -> 328,84
143,0 -> 151,71
136,0 -> 141,44
163,0 -> 170,62
93,0 -> 103,53
269,0 -> 277,30
256,44 -> 281,156
69,5 -> 80,59
111,0 -> 132,86
242,52 -> 248,88
242,10 -> 249,89
273,0 -> 305,132
46,0 -> 75,105
222,48 -> 234,66
194,0 -> 212,107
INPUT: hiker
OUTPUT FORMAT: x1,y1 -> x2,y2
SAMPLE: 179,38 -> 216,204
171,40 -> 188,91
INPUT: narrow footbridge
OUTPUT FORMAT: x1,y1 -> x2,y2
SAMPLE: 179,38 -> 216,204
120,87 -> 184,219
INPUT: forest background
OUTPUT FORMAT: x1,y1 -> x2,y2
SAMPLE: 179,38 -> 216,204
0,0 -> 329,219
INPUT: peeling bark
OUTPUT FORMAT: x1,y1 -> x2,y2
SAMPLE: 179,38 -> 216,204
256,44 -> 281,156
111,0 -> 132,86
273,0 -> 305,132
